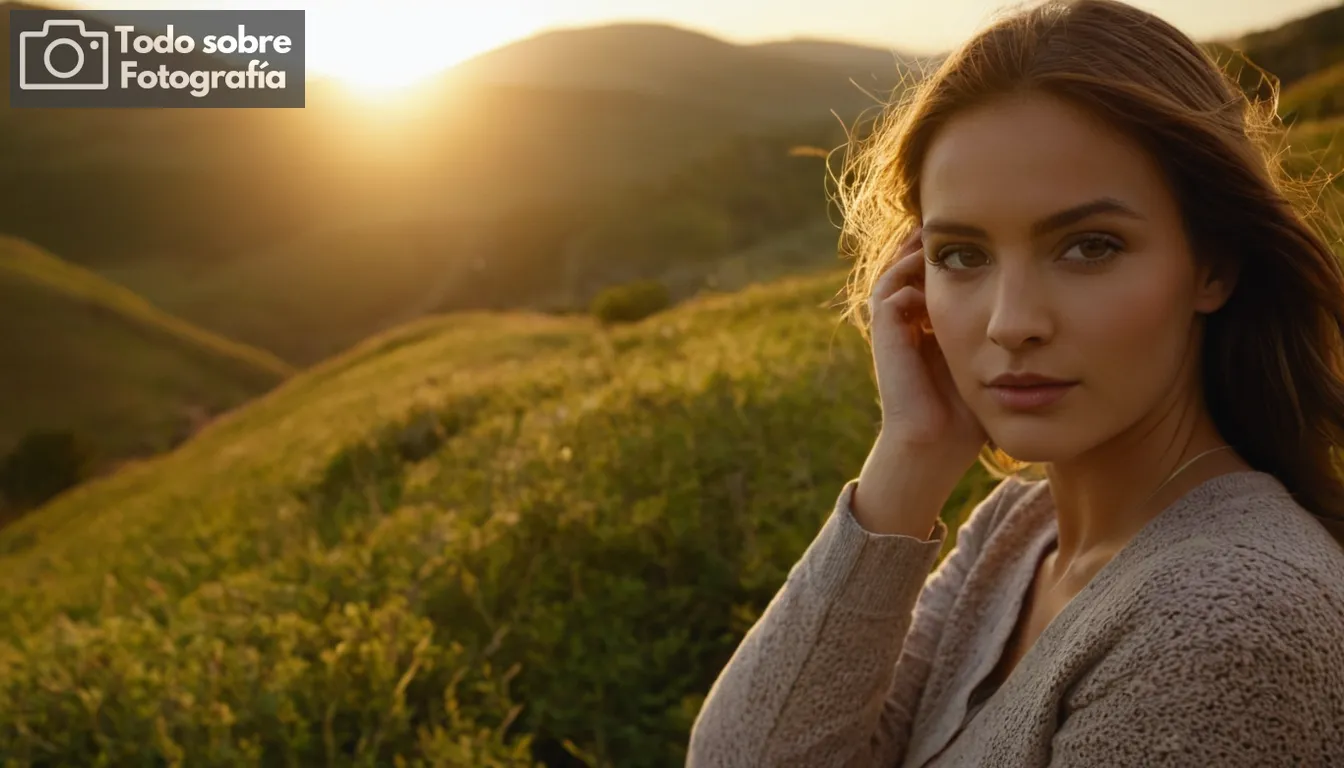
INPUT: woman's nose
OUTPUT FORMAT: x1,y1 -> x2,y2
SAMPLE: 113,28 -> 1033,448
985,266 -> 1053,350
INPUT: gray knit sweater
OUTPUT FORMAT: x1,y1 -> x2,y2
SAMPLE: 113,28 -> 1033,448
687,470 -> 1344,767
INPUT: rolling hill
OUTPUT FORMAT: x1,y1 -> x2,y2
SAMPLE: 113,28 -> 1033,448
93,119 -> 843,364
0,237 -> 292,470
0,263 -> 998,764
0,8 -> 908,368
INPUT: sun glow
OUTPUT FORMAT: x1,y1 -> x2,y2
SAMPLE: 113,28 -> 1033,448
303,2 -> 544,95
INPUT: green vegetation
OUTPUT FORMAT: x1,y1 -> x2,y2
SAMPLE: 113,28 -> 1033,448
0,269 -> 994,765
96,220 -> 480,366
1285,118 -> 1344,189
590,279 -> 672,324
1280,62 -> 1344,123
0,237 -> 291,471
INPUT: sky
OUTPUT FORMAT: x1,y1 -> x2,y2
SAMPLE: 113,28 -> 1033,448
65,0 -> 1343,89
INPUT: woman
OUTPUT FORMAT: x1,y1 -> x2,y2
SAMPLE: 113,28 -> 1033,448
687,0 -> 1344,765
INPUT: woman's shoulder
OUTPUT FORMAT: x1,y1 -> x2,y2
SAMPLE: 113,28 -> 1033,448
1158,470 -> 1344,583
1063,479 -> 1344,762
1125,471 -> 1344,639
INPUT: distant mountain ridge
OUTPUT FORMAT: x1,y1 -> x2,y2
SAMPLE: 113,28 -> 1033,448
444,22 -> 912,121
750,38 -> 924,86
1227,2 -> 1344,90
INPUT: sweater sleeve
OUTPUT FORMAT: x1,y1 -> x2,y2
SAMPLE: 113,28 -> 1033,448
1049,547 -> 1344,767
686,474 -> 1018,768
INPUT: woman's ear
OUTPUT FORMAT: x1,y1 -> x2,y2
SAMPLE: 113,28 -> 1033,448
1193,256 -> 1240,314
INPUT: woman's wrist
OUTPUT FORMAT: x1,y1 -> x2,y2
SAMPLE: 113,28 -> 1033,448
852,438 -> 962,538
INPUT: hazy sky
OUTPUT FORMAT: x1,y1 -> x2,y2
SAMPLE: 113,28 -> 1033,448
67,0 -> 1342,86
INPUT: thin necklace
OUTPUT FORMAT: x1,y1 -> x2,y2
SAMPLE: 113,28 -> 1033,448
1136,444 -> 1235,510
1044,444 -> 1235,588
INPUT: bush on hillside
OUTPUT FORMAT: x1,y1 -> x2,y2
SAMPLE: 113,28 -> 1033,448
590,279 -> 672,325
0,429 -> 92,511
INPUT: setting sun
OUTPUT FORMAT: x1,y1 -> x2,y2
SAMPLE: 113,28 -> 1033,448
304,1 -> 540,93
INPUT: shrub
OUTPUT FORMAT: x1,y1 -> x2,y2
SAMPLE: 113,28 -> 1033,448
590,280 -> 671,325
0,429 -> 92,510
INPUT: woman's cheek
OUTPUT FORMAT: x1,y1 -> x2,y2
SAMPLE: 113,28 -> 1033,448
924,283 -> 955,338
1067,273 -> 1181,386
925,294 -> 954,350
926,288 -> 978,379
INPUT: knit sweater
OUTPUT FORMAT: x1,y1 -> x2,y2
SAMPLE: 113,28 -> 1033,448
687,470 -> 1344,767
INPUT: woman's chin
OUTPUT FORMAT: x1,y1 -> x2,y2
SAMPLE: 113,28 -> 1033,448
985,428 -> 1072,464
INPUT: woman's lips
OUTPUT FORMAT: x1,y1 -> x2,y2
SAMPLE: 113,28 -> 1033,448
987,382 -> 1077,410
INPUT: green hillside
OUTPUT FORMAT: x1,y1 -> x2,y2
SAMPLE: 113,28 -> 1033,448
98,125 -> 843,365
1280,60 -> 1344,123
0,267 -> 993,765
0,238 -> 292,469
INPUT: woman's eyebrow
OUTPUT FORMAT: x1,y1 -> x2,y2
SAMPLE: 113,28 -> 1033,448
922,197 -> 1145,239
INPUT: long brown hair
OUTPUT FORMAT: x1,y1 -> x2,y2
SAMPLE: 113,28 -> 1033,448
835,0 -> 1344,542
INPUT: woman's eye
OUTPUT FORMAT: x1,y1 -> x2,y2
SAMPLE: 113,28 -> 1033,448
930,236 -> 1122,271
933,247 -> 988,270
1062,234 -> 1123,265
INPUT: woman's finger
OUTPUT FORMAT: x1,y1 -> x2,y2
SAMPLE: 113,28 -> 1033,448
875,284 -> 930,347
871,229 -> 926,304
872,249 -> 926,305
884,284 -> 927,320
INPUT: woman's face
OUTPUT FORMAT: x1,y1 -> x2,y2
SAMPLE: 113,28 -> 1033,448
919,91 -> 1232,462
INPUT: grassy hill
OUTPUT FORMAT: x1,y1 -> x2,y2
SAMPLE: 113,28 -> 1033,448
97,122 -> 844,365
0,8 -> 896,365
0,267 -> 994,765
0,237 -> 292,469
1280,60 -> 1344,122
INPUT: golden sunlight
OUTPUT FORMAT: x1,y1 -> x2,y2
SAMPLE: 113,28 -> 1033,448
306,1 -> 541,94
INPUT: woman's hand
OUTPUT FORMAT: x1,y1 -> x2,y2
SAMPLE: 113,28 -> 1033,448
867,228 -> 988,467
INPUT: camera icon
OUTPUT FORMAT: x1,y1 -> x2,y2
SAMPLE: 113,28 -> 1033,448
18,19 -> 110,90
